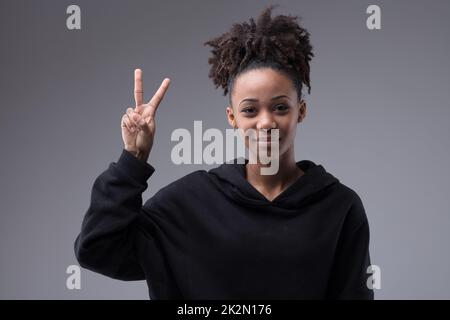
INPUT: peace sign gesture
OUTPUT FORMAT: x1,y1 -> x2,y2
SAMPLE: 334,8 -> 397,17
121,69 -> 171,162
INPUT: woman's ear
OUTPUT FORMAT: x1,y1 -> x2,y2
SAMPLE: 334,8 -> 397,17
226,105 -> 237,128
298,100 -> 307,123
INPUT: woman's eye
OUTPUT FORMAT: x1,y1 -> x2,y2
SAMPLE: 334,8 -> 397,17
242,108 -> 256,114
274,104 -> 289,112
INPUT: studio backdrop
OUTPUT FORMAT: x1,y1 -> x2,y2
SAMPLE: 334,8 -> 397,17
1,0 -> 449,299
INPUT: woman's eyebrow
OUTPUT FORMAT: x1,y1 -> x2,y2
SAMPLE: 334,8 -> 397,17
239,95 -> 291,106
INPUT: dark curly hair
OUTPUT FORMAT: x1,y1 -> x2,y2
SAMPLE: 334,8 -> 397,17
204,4 -> 314,105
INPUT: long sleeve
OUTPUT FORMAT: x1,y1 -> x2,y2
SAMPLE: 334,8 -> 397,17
325,195 -> 375,300
74,149 -> 155,281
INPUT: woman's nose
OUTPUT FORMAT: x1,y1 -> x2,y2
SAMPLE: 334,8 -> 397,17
256,110 -> 277,130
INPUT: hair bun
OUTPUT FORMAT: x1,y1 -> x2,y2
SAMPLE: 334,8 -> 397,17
204,4 -> 314,100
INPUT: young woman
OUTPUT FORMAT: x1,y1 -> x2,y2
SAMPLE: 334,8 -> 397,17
74,5 -> 374,300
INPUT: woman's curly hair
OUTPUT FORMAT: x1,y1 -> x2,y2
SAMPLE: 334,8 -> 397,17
204,4 -> 314,104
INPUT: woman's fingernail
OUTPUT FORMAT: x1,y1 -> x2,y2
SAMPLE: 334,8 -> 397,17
139,119 -> 145,125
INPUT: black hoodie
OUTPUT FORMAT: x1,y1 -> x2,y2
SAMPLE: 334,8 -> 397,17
74,149 -> 374,300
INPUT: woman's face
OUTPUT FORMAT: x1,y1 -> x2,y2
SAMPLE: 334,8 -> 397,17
226,67 -> 307,159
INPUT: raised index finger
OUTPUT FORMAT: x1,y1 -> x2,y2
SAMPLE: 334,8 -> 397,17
145,78 -> 171,118
134,69 -> 143,107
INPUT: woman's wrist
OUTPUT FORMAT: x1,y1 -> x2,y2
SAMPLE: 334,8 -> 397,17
125,148 -> 150,163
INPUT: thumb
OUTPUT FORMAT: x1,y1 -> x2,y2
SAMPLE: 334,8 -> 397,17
137,116 -> 151,134
130,111 -> 150,134
135,104 -> 144,114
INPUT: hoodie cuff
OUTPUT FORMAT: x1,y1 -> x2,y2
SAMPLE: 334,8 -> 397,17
115,149 -> 155,183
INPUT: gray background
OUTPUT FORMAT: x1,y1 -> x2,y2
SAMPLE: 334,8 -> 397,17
1,0 -> 449,299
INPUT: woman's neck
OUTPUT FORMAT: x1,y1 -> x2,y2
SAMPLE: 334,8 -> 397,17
245,147 -> 304,198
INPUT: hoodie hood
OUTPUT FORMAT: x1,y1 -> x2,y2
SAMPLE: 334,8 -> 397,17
208,158 -> 339,209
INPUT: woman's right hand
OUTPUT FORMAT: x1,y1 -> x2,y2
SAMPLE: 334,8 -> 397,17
121,69 -> 171,162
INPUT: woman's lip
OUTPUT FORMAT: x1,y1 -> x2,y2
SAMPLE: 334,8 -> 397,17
251,138 -> 281,143
251,137 -> 281,141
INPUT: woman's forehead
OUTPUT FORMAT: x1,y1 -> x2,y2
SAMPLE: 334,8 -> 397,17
233,69 -> 296,101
